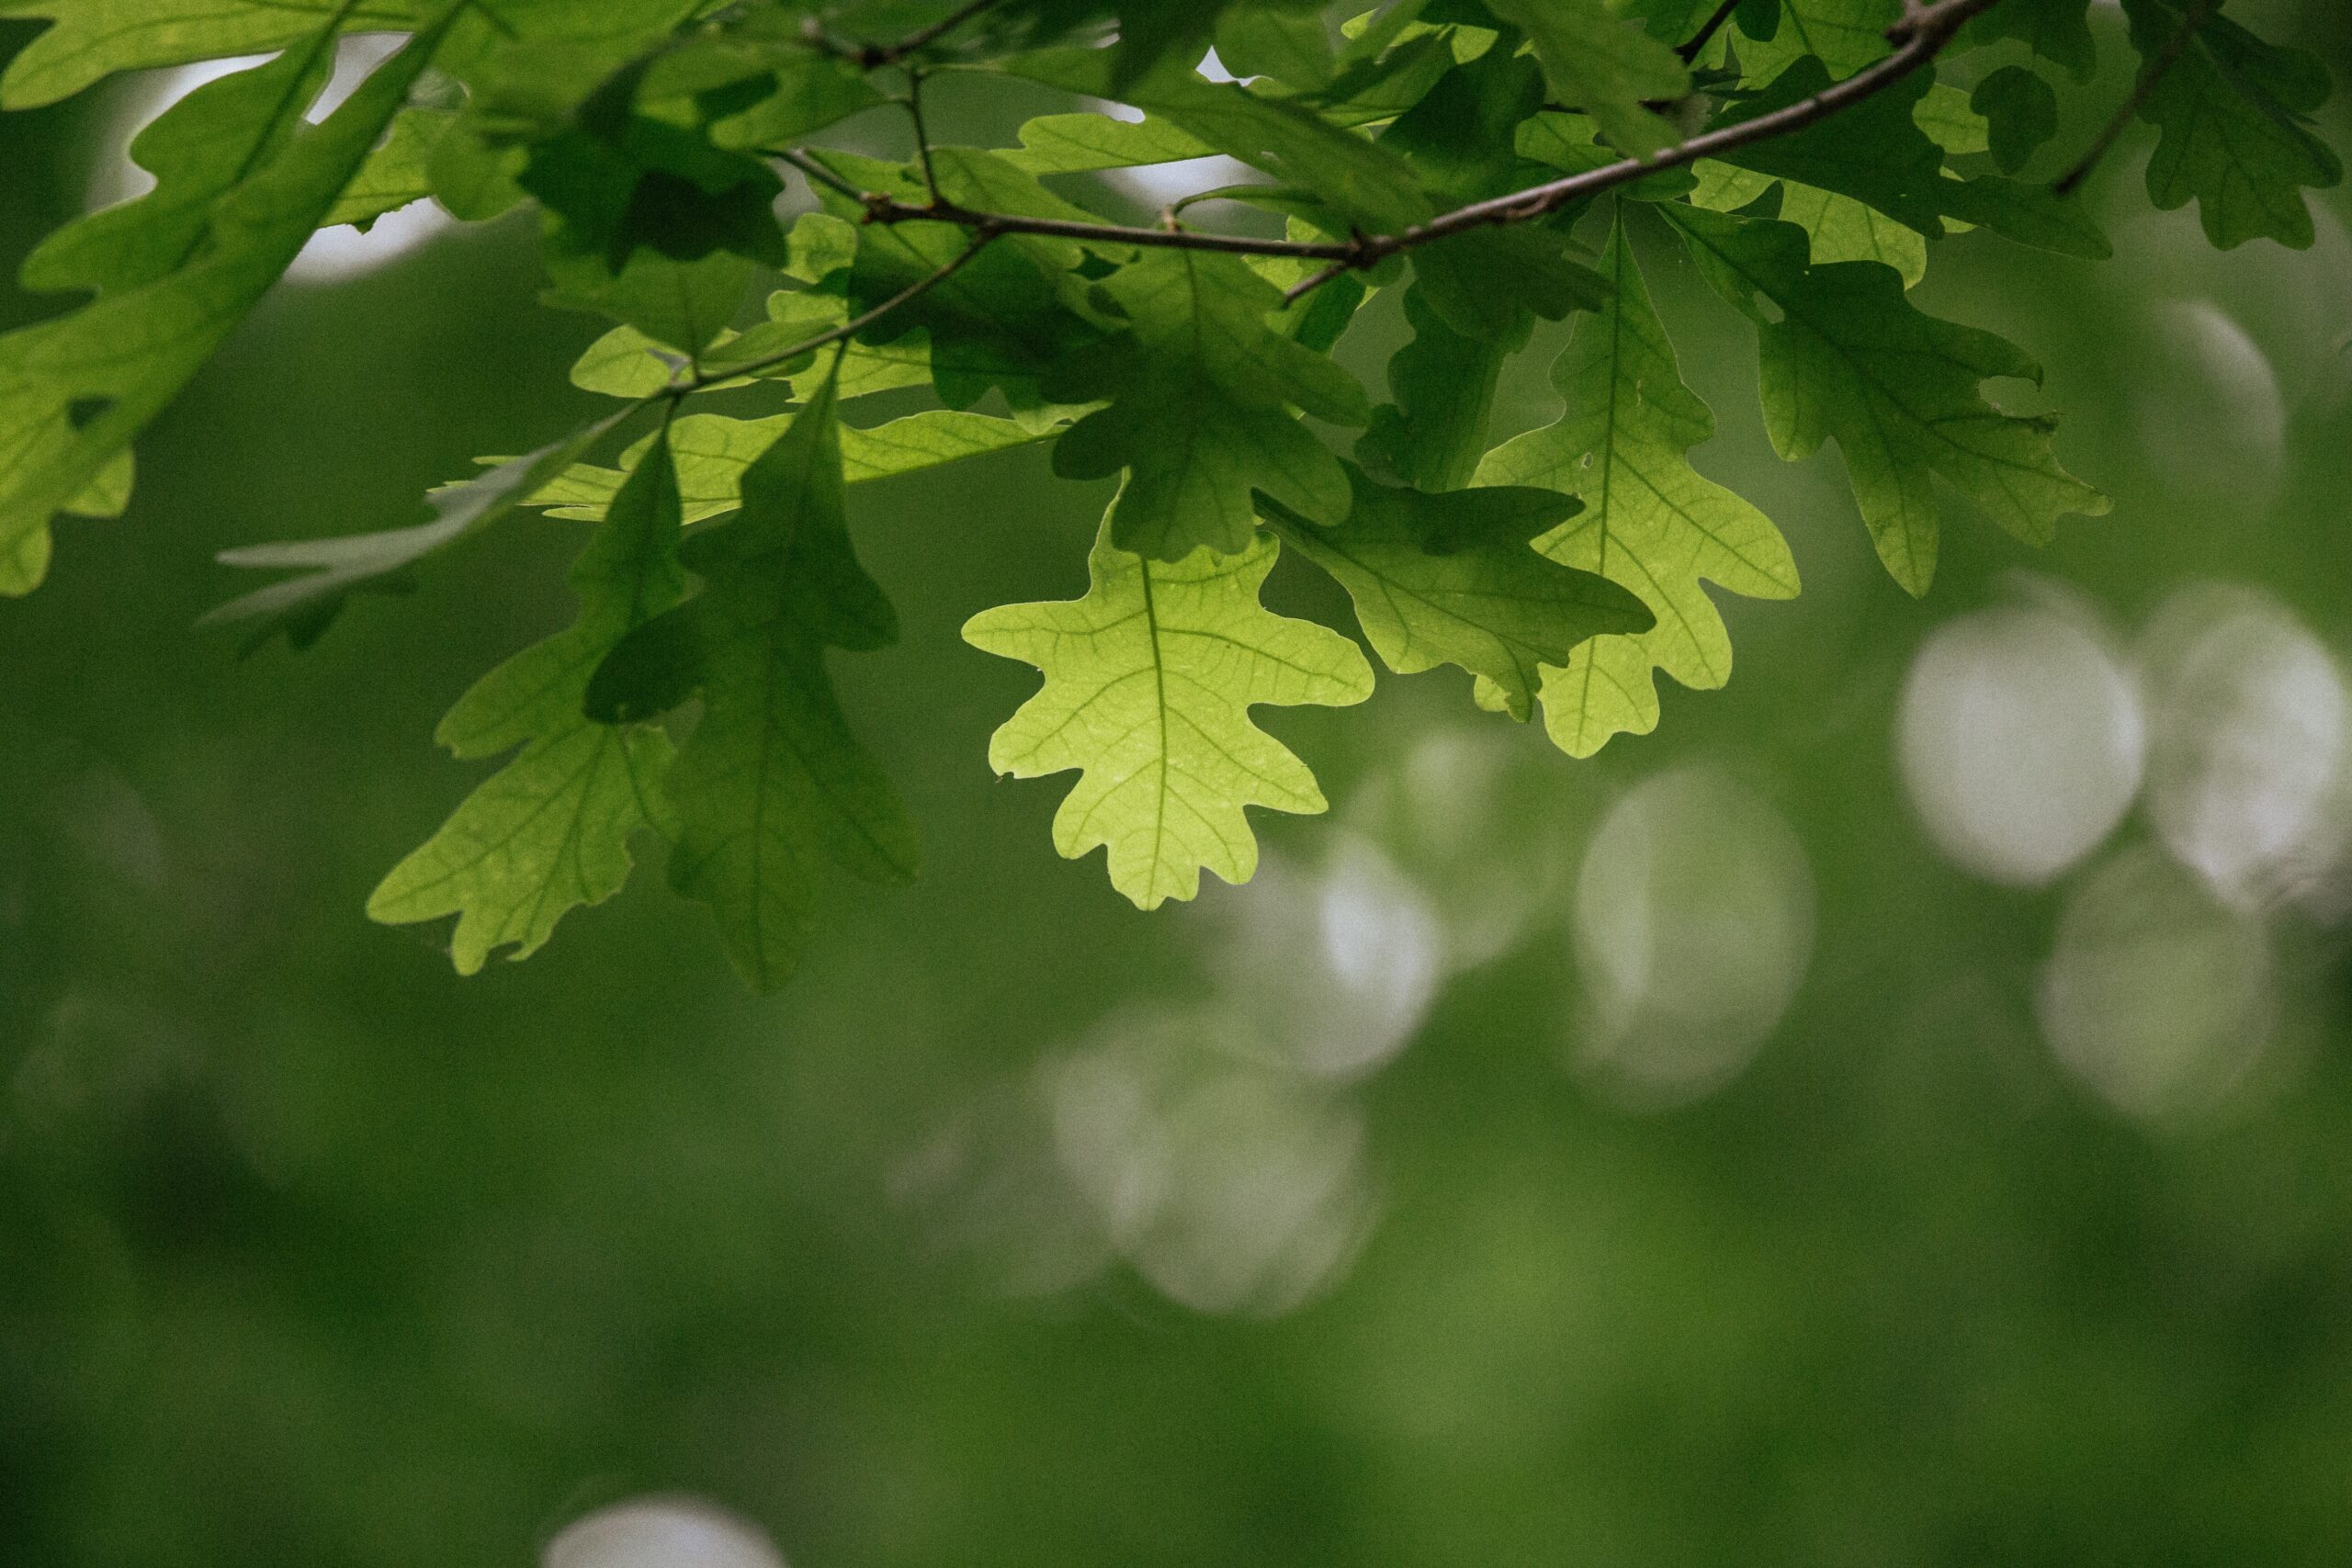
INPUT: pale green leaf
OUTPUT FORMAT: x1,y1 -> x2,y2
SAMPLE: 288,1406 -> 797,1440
1477,218 -> 1799,756
995,112 -> 1217,175
1736,0 -> 1902,80
963,517 -> 1374,909
367,423 -> 686,972
322,105 -> 453,229
531,408 -> 1055,524
1691,160 -> 1930,287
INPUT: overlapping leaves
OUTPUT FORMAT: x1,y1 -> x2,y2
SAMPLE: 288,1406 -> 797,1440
1477,217 -> 1799,755
0,0 -> 2337,986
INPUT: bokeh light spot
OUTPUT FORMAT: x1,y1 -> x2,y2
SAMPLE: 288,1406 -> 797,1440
543,1497 -> 786,1568
2137,582 -> 2349,910
1898,588 -> 2143,886
2039,845 -> 2276,1122
1571,768 -> 1814,1107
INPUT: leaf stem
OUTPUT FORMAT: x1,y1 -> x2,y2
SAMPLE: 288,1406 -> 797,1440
1678,0 -> 1745,63
2052,0 -> 2214,196
901,67 -> 943,202
678,233 -> 998,392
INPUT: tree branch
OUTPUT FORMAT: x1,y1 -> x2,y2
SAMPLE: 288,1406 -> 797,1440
768,0 -> 2003,301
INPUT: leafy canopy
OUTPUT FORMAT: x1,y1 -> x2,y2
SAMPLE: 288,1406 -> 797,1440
0,0 -> 2337,987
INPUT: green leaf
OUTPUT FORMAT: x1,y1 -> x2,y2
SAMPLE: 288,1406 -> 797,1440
1261,463 -> 1651,720
1736,0 -> 1902,80
2120,0 -> 2343,250
695,45 -> 887,152
1962,0 -> 2098,82
1004,46 -> 1434,233
583,371 -> 916,993
542,246 -> 755,354
205,409 -> 634,646
322,105 -> 454,230
1050,249 -> 1371,561
812,153 -> 1098,412
1215,4 -> 1339,90
367,420 -> 685,972
1690,160 -> 1928,286
1377,32 -> 1548,201
1476,217 -> 1799,756
0,15 -> 452,596
1915,82 -> 1992,156
994,112 -> 1217,175
0,0 -> 706,107
1484,0 -> 1692,157
19,40 -> 334,296
1357,286 -> 1521,491
1664,201 -> 2107,595
1715,60 -> 2110,261
532,409 -> 1055,523
1374,42 -> 1613,343
518,99 -> 787,274
963,517 -> 1374,909
1973,65 -> 2059,175
0,0 -> 417,107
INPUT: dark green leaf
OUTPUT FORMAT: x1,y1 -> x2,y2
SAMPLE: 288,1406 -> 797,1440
1261,462 -> 1650,719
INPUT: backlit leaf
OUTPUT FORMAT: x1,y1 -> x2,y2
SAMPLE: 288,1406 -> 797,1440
963,518 -> 1374,908
1476,217 -> 1799,756
1664,201 -> 2107,595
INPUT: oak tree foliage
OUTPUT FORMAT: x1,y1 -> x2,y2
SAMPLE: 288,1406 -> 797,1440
0,0 -> 2337,988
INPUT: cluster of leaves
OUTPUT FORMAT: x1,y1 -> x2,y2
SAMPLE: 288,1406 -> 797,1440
0,0 -> 2338,988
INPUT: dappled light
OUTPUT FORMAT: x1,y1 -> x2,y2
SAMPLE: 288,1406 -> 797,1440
2132,300 -> 2288,504
1344,727 -> 1578,971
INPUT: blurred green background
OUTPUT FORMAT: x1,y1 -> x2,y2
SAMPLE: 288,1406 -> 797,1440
5,6 -> 2351,1564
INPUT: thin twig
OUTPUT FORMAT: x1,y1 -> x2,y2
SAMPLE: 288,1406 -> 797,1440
1282,261 -> 1350,304
902,68 -> 942,202
678,233 -> 998,392
772,144 -> 865,200
763,0 -> 2001,303
1678,0 -> 1745,62
2053,0 -> 2213,196
839,0 -> 1002,69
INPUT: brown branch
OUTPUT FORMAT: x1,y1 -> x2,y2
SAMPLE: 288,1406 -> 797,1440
2053,0 -> 2213,196
767,0 -> 2001,301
